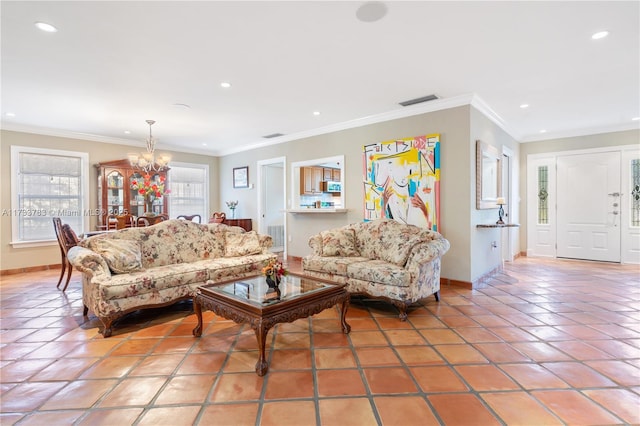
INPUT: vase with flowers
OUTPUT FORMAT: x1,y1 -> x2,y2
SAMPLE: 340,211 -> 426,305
131,174 -> 170,216
262,258 -> 287,288
226,200 -> 238,219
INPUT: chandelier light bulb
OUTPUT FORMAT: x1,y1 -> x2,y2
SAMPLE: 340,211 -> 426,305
128,120 -> 171,172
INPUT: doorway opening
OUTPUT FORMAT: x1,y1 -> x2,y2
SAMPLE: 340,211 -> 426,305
257,157 -> 287,258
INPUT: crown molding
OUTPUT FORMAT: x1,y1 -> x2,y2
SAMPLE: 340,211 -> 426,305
0,122 -> 214,157
216,93 -> 479,156
519,122 -> 640,143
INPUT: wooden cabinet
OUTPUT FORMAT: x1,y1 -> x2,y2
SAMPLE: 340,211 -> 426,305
300,167 -> 323,194
96,159 -> 169,229
322,167 -> 341,182
223,218 -> 252,232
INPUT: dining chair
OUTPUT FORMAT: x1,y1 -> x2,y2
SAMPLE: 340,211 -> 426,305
209,212 -> 226,223
177,214 -> 202,223
106,213 -> 136,230
52,218 -> 79,291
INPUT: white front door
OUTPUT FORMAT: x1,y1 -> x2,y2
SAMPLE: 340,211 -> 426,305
557,151 -> 621,262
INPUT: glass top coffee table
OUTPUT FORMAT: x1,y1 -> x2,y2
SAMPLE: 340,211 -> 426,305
192,272 -> 350,376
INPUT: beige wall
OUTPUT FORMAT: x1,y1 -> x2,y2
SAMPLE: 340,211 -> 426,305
0,130 -> 218,271
469,107 -> 520,282
518,129 -> 640,253
219,106 -> 483,283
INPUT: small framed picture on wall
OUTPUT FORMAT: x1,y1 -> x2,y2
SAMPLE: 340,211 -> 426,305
233,166 -> 249,188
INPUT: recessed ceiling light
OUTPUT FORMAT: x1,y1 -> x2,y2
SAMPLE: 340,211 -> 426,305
356,1 -> 388,23
520,104 -> 529,109
313,111 -> 321,116
202,143 -> 208,146
632,117 -> 640,121
35,21 -> 58,33
5,112 -> 16,117
540,129 -> 547,133
220,82 -> 232,88
124,130 -> 131,135
592,31 -> 609,40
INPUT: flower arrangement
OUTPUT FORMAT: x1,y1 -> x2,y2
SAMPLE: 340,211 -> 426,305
131,174 -> 170,198
226,200 -> 238,218
262,258 -> 287,283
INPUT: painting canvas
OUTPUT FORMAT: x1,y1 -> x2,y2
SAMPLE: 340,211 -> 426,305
363,134 -> 440,231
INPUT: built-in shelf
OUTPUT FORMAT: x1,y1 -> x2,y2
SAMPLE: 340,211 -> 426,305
287,208 -> 348,214
477,223 -> 520,228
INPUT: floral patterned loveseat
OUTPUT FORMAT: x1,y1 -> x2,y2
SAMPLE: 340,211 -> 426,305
68,219 -> 276,337
302,219 -> 450,320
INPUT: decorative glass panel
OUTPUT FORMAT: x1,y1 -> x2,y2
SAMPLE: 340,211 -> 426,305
537,165 -> 549,224
632,159 -> 640,227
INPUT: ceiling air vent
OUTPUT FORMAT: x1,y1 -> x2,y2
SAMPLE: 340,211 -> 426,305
399,94 -> 439,107
263,133 -> 284,139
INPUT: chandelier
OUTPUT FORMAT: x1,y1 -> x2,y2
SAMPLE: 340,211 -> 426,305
128,119 -> 171,173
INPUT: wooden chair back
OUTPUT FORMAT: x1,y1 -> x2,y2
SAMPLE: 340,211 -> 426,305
177,214 -> 202,223
107,213 -> 135,230
52,217 -> 79,291
210,212 -> 226,223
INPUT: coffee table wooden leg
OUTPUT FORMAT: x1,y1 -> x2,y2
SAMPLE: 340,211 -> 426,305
192,295 -> 203,337
254,323 -> 270,376
340,296 -> 351,334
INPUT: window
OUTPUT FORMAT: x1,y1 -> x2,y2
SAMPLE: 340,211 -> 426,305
168,162 -> 209,221
537,165 -> 549,224
10,146 -> 89,246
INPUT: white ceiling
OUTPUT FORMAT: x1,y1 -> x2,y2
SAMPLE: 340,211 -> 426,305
1,1 -> 638,156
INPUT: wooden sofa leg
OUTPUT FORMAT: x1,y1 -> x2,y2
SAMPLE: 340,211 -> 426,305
395,301 -> 410,322
83,305 -> 88,316
101,319 -> 113,338
434,291 -> 440,302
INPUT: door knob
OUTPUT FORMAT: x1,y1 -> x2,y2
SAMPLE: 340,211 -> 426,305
608,192 -> 621,197
609,211 -> 619,215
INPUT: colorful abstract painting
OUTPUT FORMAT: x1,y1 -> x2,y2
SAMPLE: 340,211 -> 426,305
363,134 -> 440,231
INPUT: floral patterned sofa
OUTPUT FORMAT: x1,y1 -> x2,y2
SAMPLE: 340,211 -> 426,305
302,219 -> 450,320
67,219 -> 276,337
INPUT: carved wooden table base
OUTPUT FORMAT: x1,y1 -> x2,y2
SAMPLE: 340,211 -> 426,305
193,281 -> 350,376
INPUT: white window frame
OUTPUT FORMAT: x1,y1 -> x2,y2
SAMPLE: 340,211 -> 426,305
167,161 -> 210,221
10,146 -> 90,248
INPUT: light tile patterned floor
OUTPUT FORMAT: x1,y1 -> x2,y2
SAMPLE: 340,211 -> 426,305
1,257 -> 639,425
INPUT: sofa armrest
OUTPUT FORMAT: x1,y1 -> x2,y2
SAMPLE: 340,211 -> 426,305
67,246 -> 112,279
259,234 -> 274,252
308,234 -> 323,255
405,237 -> 450,273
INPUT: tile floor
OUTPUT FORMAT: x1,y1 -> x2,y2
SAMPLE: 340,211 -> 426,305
1,257 -> 639,425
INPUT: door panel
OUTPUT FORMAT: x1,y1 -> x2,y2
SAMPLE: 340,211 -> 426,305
557,152 -> 620,262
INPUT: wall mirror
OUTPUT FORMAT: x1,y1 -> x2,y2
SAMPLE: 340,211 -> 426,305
476,140 -> 502,209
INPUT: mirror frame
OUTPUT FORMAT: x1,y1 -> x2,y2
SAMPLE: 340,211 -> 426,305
476,140 -> 502,209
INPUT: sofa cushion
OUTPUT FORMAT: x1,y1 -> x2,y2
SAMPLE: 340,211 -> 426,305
225,231 -> 263,257
303,255 -> 370,276
93,239 -> 143,274
99,262 -> 209,301
378,222 -> 426,266
320,228 -> 360,257
346,259 -> 411,288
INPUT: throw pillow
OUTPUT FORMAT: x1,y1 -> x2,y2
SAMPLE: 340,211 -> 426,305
94,239 -> 143,274
320,228 -> 360,257
225,231 -> 262,257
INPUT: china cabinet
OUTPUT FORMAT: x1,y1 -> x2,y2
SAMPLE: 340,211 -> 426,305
96,159 -> 169,229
